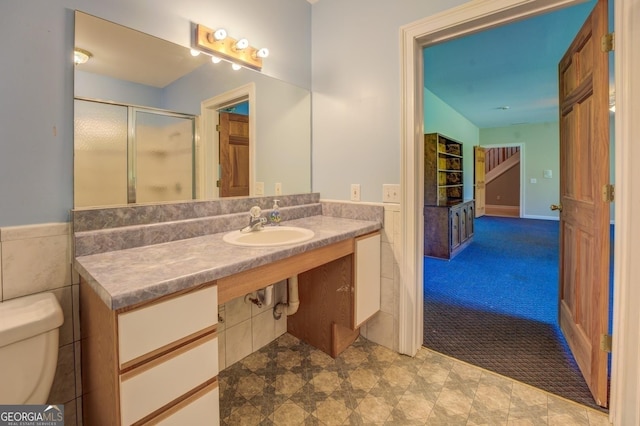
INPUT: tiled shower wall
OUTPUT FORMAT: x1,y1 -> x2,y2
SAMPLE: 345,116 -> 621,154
0,223 -> 82,425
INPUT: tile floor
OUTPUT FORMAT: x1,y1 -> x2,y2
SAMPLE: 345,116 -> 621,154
219,334 -> 610,425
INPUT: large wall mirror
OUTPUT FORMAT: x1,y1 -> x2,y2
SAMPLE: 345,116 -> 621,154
73,11 -> 311,208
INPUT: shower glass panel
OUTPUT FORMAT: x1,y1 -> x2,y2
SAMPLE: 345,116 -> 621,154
74,100 -> 128,207
133,110 -> 195,203
73,99 -> 196,207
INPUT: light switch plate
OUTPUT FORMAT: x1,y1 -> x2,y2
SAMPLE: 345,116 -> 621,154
383,184 -> 400,203
275,182 -> 282,195
350,184 -> 361,201
543,169 -> 553,179
530,178 -> 537,184
255,182 -> 264,196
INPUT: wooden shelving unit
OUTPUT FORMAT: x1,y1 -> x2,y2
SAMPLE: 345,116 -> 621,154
424,133 -> 474,259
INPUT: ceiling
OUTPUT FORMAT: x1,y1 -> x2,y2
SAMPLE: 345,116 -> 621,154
423,0 -> 609,129
75,12 -> 210,88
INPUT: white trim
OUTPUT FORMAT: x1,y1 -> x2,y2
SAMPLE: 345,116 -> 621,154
200,83 -> 256,199
522,214 -> 559,221
400,0 -> 640,421
610,0 -> 640,424
480,142 -> 525,217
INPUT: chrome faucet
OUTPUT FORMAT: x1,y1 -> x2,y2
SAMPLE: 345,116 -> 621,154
241,206 -> 267,233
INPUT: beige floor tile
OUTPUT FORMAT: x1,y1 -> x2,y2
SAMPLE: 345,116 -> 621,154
218,334 -> 609,426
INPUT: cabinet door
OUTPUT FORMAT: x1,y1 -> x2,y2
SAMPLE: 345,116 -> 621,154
467,203 -> 475,237
460,205 -> 468,243
354,232 -> 381,328
450,208 -> 461,249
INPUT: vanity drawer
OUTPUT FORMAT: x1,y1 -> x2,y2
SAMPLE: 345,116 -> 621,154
118,285 -> 217,367
119,333 -> 218,425
145,381 -> 220,426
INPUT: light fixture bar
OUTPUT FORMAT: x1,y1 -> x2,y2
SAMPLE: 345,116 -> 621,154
195,24 -> 264,71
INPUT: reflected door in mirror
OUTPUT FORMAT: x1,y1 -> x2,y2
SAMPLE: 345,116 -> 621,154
219,112 -> 249,197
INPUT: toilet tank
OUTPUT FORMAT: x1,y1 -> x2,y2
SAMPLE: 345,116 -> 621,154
0,292 -> 64,404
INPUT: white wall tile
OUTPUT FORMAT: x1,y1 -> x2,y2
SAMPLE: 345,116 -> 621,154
364,311 -> 396,351
380,241 -> 394,280
250,285 -> 275,316
48,343 -> 76,405
225,319 -> 252,367
52,286 -> 74,347
2,233 -> 71,300
252,309 -> 275,351
224,294 -> 251,328
380,277 -> 395,315
72,284 -> 80,341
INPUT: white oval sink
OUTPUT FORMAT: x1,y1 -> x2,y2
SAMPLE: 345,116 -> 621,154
223,226 -> 315,247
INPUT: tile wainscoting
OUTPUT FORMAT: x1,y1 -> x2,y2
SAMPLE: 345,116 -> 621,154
0,223 -> 81,425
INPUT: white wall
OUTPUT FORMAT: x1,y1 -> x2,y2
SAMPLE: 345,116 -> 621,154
311,0 -> 470,202
0,0 -> 311,226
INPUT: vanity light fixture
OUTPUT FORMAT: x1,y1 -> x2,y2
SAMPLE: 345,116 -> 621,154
194,23 -> 267,71
213,28 -> 227,41
231,63 -> 242,71
253,48 -> 269,59
211,55 -> 222,64
190,48 -> 201,57
73,48 -> 92,65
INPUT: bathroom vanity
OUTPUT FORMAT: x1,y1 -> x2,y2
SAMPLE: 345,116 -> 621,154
74,197 -> 382,426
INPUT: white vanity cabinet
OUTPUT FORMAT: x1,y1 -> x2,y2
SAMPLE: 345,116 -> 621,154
80,281 -> 219,426
354,232 -> 381,328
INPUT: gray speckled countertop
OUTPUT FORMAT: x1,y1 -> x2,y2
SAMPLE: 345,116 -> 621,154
74,215 -> 381,310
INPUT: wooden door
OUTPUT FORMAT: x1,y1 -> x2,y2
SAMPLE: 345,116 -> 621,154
557,0 -> 610,407
219,112 -> 249,197
474,146 -> 486,217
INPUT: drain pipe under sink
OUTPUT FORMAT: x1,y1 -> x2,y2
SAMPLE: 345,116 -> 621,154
273,275 -> 299,319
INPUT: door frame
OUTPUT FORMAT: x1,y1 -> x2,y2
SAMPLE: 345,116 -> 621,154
200,83 -> 256,199
400,0 -> 640,422
480,143 -> 525,218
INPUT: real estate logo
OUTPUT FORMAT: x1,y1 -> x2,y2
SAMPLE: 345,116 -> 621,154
0,405 -> 64,426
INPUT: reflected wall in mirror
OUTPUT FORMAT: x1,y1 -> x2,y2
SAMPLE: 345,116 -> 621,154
74,11 -> 311,208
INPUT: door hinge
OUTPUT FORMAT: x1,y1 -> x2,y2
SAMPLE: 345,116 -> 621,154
216,180 -> 221,188
216,124 -> 221,132
601,333 -> 612,353
602,184 -> 615,202
601,32 -> 614,52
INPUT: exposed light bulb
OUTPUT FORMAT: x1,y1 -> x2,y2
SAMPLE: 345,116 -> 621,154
231,63 -> 242,71
255,48 -> 269,59
211,56 -> 222,64
213,28 -> 227,41
190,49 -> 201,57
235,38 -> 249,50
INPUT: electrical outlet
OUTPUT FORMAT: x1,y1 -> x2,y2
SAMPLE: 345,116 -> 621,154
275,182 -> 282,195
255,182 -> 264,196
350,184 -> 361,201
382,184 -> 400,203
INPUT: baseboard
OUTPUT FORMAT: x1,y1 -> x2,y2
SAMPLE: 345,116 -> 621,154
522,214 -> 559,221
485,204 -> 520,217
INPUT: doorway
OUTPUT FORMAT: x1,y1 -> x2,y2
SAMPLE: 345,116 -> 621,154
200,83 -> 256,199
398,0 -> 631,414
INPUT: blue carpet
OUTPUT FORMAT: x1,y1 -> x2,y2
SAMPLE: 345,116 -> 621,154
423,216 -> 610,410
424,216 -> 559,324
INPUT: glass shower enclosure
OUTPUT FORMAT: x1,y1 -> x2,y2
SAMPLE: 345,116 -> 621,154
74,99 -> 196,207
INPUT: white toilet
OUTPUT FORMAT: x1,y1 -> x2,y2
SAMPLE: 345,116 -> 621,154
0,292 -> 64,404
